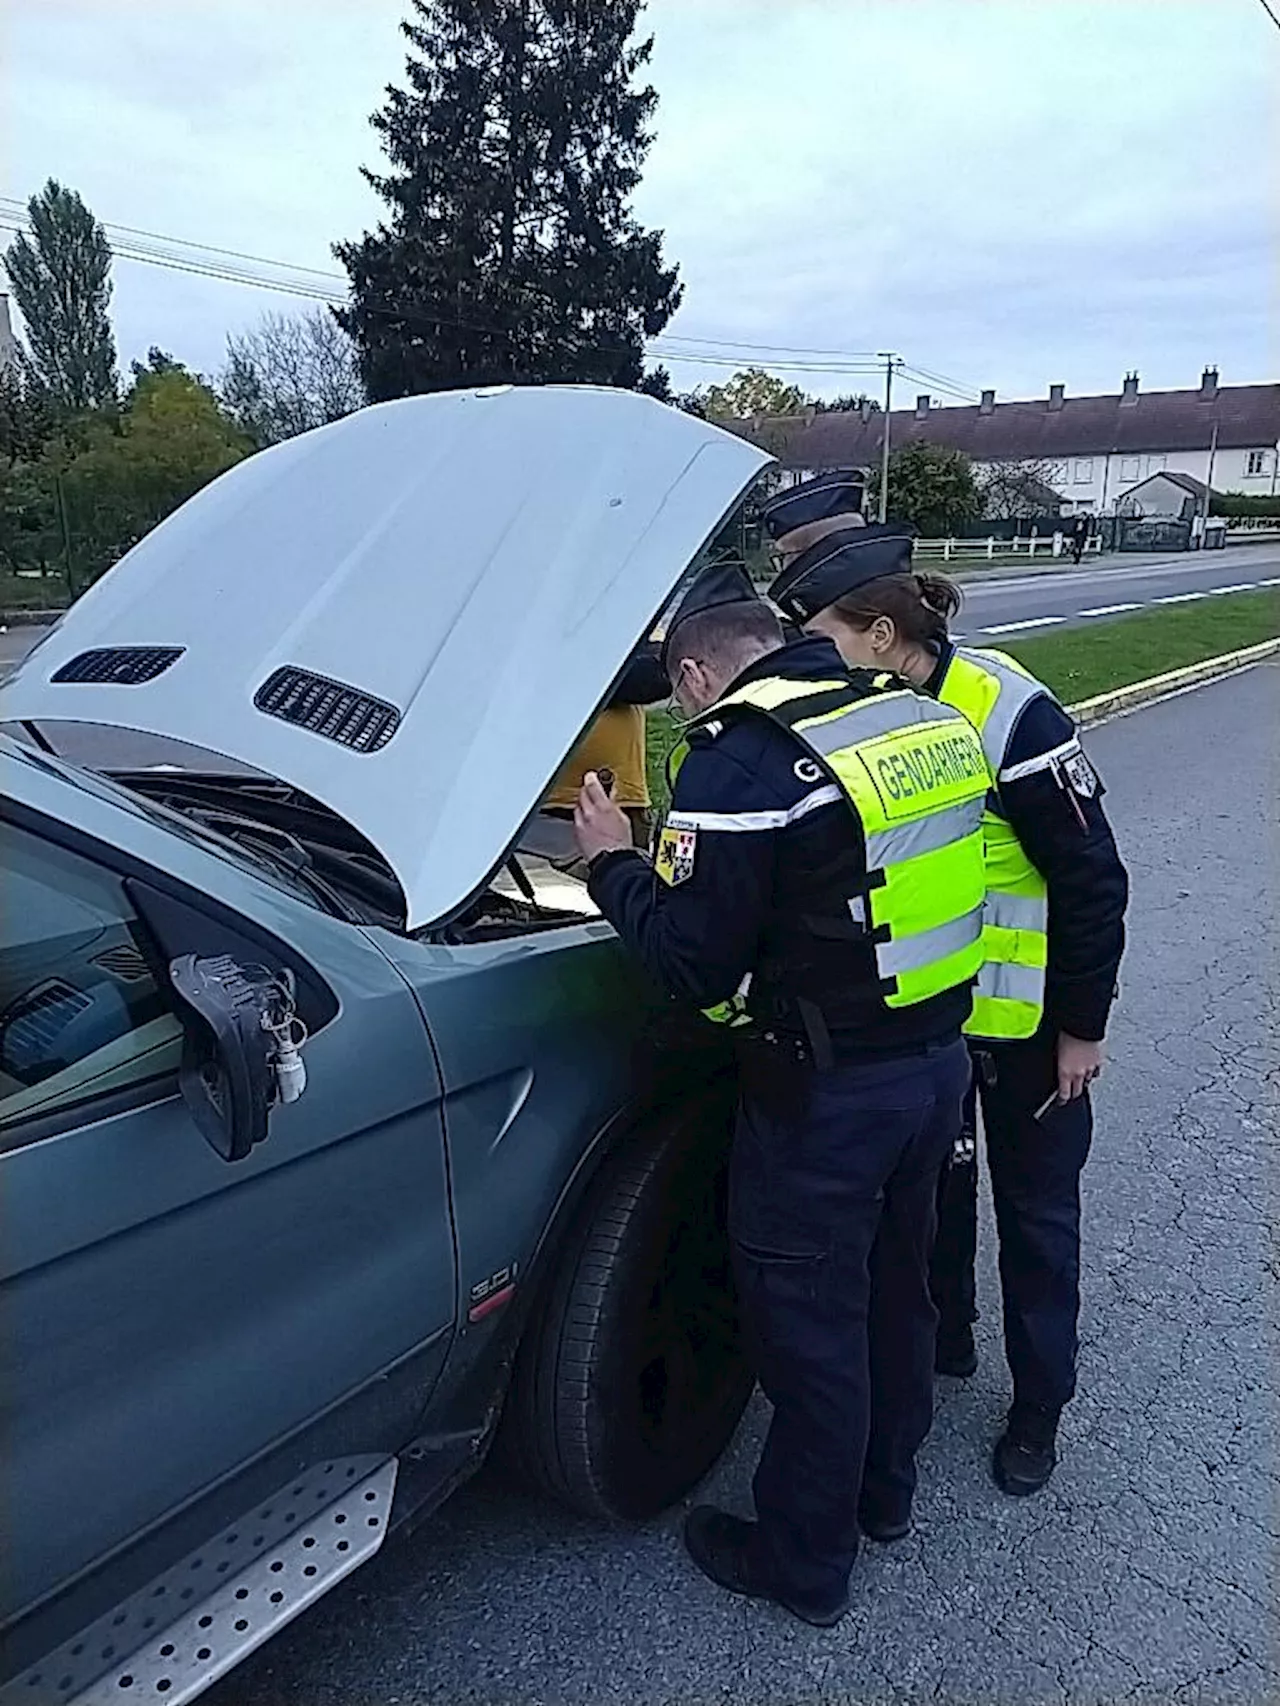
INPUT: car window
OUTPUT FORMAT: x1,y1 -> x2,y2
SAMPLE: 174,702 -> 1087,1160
0,824 -> 183,1138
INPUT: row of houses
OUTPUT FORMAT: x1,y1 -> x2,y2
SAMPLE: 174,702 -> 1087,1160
4,294 -> 1271,525
728,369 -> 1280,521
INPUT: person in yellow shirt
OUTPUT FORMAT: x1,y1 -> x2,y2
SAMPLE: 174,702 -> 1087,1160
543,645 -> 667,846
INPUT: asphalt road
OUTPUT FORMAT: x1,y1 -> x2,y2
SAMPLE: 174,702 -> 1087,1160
2,547 -> 1279,687
206,660 -> 1280,1706
949,543 -> 1280,642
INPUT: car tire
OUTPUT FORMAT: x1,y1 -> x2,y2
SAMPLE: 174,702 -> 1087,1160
501,1083 -> 753,1521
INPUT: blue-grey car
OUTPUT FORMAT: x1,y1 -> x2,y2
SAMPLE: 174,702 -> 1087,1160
0,387 -> 771,1705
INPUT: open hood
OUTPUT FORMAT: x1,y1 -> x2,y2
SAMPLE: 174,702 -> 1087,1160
2,386 -> 770,928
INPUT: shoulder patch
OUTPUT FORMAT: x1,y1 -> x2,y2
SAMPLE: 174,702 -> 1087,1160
655,823 -> 698,886
1063,751 -> 1099,798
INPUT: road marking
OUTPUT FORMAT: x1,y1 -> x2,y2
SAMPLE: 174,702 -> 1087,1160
1206,582 -> 1257,595
1255,575 -> 1280,587
1152,591 -> 1209,604
981,616 -> 1066,634
1078,602 -> 1141,617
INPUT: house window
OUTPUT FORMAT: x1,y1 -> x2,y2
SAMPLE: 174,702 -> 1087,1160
1146,454 -> 1167,476
1245,449 -> 1270,477
1073,458 -> 1094,484
1049,460 -> 1069,486
1119,456 -> 1142,483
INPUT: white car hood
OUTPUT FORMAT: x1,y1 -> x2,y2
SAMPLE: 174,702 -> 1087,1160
2,386 -> 770,928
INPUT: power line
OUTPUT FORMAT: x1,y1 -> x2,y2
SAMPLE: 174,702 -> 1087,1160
0,216 -> 895,381
0,195 -> 894,368
896,361 -> 982,404
0,215 -> 895,377
1256,0 -> 1280,31
0,196 -> 346,285
0,199 -> 978,393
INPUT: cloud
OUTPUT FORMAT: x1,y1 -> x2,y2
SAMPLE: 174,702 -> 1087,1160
6,0 -> 1276,398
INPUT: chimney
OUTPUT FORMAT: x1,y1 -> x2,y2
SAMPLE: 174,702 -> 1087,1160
914,393 -> 931,420
1048,383 -> 1065,411
979,388 -> 996,415
1121,371 -> 1140,405
1199,365 -> 1219,401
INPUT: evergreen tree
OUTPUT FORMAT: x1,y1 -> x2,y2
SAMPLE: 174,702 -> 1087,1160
3,180 -> 119,410
335,0 -> 682,399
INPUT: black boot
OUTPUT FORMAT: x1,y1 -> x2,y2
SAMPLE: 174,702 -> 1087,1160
935,1319 -> 978,1379
992,1402 -> 1060,1496
858,1498 -> 912,1545
683,1506 -> 850,1628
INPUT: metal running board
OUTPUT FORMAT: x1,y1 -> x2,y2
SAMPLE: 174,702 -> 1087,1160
3,1455 -> 397,1706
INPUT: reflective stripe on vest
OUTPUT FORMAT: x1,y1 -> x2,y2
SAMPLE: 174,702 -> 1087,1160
939,647 -> 1051,1041
691,676 -> 989,1013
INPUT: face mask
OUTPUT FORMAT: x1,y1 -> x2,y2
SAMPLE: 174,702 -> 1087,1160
664,658 -> 700,725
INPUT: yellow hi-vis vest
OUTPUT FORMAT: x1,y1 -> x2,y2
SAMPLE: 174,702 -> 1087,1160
676,674 -> 989,1020
936,647 -> 1051,1041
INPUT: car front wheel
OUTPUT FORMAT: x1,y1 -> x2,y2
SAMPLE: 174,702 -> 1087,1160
502,1084 -> 752,1520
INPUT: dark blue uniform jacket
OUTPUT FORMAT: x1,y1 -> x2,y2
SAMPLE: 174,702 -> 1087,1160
589,635 -> 972,1058
928,643 -> 1128,1043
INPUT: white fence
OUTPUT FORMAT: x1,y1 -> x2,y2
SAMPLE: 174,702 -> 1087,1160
913,533 -> 1103,563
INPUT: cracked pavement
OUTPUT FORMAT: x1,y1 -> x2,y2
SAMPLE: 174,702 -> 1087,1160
211,663 -> 1279,1706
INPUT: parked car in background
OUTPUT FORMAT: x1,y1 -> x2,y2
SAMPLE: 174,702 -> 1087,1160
0,387 -> 771,1706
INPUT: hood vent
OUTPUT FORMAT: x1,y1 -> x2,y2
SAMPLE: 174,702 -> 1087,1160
254,666 -> 401,754
52,646 -> 184,685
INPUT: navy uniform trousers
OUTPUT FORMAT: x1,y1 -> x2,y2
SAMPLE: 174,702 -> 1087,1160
730,1036 -> 971,1613
930,1026 -> 1094,1412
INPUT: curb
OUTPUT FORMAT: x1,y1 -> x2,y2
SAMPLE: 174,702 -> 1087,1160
0,609 -> 66,628
1068,637 -> 1280,727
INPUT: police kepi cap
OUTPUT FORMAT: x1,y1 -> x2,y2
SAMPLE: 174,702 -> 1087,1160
660,558 -> 761,672
760,472 -> 866,542
769,523 -> 916,624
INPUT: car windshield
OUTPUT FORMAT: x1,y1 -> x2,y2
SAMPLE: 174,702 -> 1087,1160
5,728 -> 361,918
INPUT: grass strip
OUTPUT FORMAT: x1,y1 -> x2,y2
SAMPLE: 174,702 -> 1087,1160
994,586 -> 1279,702
0,572 -> 72,612
645,587 -> 1280,814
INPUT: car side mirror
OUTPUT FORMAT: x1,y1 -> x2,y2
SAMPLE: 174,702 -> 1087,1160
168,954 -> 291,1162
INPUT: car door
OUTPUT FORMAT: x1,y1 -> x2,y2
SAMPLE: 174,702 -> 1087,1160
0,758 -> 455,1668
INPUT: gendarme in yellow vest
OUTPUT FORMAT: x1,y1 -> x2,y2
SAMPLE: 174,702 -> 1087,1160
936,647 -> 1052,1041
672,674 -> 989,1023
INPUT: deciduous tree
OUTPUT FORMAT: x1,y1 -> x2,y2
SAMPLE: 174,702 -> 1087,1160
977,457 -> 1064,519
221,310 -> 366,446
868,441 -> 980,536
694,367 -> 810,420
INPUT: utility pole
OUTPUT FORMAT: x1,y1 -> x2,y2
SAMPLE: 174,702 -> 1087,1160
876,352 -> 899,523
1203,419 -> 1218,517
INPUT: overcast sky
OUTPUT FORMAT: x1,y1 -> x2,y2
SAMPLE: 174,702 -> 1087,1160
5,0 -> 1276,404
